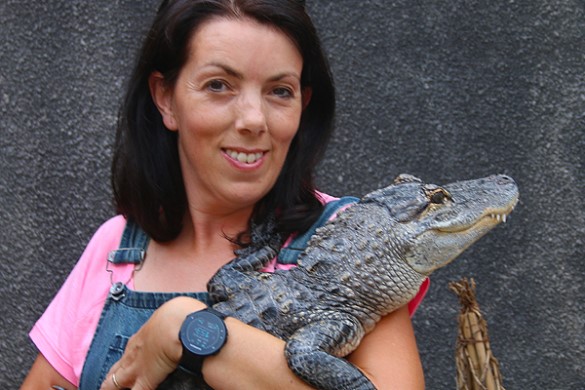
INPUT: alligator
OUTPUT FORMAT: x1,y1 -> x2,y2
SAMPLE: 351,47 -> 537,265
206,174 -> 518,390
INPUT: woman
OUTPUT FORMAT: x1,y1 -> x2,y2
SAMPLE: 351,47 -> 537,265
22,0 -> 427,389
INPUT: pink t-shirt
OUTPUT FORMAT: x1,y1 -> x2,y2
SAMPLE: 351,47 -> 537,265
30,195 -> 429,386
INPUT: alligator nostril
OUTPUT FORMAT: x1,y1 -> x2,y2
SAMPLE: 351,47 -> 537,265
496,175 -> 514,185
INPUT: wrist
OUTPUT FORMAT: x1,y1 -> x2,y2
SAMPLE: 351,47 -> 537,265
160,297 -> 209,365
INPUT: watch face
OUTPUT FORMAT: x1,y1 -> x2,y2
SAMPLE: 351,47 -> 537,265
181,310 -> 227,356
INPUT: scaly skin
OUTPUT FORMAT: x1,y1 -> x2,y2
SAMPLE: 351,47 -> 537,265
208,174 -> 519,390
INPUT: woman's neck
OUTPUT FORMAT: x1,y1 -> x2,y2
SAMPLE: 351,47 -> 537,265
133,207 -> 253,293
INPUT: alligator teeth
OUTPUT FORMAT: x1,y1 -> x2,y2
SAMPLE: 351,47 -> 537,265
489,213 -> 508,223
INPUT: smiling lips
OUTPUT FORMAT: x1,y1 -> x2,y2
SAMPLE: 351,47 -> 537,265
224,149 -> 265,164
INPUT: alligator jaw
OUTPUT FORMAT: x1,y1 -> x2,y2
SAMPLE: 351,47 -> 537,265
436,201 -> 518,233
406,194 -> 518,275
405,225 -> 494,275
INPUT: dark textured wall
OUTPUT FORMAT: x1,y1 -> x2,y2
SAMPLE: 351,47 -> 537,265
2,0 -> 584,388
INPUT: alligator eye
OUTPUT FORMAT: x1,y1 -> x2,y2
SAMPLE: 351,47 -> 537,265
429,189 -> 451,204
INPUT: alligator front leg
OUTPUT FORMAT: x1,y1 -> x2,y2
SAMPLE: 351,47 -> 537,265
284,315 -> 376,390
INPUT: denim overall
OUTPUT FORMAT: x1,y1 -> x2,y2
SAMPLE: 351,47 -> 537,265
79,197 -> 357,390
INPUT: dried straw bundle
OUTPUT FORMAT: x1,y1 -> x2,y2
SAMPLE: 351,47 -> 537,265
449,278 -> 506,390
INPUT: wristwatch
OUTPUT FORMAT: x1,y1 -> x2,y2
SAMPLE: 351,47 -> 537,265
178,307 -> 228,375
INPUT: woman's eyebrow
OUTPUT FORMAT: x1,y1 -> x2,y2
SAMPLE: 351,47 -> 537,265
200,62 -> 243,79
203,62 -> 300,82
268,72 -> 302,83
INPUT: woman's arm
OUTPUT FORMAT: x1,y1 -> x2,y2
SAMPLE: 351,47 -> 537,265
21,354 -> 77,390
96,297 -> 310,389
207,306 -> 424,390
348,305 -> 425,390
203,317 -> 313,390
101,297 -> 424,390
100,296 -> 311,390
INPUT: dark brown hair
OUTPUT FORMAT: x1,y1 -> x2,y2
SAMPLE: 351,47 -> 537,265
112,0 -> 335,242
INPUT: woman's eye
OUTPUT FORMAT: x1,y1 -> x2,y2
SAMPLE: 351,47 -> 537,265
272,87 -> 293,98
206,80 -> 227,92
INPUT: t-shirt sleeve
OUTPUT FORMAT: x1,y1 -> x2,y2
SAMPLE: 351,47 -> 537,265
29,216 -> 128,386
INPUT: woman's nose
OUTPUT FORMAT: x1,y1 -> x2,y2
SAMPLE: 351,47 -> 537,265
235,90 -> 267,135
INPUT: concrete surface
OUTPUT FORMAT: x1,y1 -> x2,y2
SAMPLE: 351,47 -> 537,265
1,0 -> 583,388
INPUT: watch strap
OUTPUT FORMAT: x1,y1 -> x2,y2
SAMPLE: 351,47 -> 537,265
205,307 -> 227,320
178,346 -> 204,376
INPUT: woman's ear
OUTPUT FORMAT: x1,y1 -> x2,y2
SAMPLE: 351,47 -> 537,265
302,87 -> 312,110
149,71 -> 178,131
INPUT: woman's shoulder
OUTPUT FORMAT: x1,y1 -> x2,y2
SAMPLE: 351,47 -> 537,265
92,214 -> 128,239
64,213 -> 129,293
76,215 -> 127,256
69,214 -> 129,282
83,214 -> 130,266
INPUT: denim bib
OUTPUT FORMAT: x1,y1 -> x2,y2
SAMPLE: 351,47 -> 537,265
78,220 -> 210,389
79,197 -> 357,389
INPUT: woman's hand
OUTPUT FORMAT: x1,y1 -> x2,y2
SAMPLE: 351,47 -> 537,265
100,297 -> 207,390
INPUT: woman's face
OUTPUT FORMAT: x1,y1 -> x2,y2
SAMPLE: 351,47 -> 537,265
153,17 -> 307,215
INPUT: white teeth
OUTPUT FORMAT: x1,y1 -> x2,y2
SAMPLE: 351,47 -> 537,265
489,213 -> 508,223
226,150 -> 263,164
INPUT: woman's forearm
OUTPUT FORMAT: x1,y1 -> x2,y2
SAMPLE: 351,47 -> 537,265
203,318 -> 313,389
100,296 -> 312,389
164,297 -> 312,388
21,354 -> 77,390
205,306 -> 424,390
102,297 -> 423,390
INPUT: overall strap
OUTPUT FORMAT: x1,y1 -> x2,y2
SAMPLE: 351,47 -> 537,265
277,196 -> 359,265
107,220 -> 149,265
105,219 -> 150,291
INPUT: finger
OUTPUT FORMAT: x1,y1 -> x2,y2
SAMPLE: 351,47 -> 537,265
99,372 -> 114,390
101,364 -> 116,389
100,371 -> 129,390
